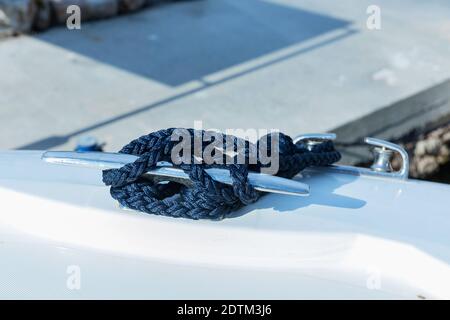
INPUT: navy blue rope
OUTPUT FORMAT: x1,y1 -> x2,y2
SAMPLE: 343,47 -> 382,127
102,129 -> 341,220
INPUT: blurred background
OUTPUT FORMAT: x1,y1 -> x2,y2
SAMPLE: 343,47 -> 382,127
1,0 -> 450,182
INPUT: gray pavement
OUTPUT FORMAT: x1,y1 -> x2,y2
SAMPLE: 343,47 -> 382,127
1,0 -> 450,153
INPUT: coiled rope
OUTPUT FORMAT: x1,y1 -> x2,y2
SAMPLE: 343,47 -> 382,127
102,128 -> 341,220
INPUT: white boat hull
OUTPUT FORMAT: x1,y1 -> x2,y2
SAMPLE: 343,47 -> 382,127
1,151 -> 450,299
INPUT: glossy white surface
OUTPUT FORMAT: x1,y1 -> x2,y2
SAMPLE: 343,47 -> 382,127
1,151 -> 450,299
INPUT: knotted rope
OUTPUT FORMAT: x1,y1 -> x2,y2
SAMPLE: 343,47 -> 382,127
102,128 -> 341,220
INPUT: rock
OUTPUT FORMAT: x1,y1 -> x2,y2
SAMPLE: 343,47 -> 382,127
416,156 -> 439,177
0,0 -> 165,36
414,138 -> 441,157
442,131 -> 450,143
86,0 -> 118,19
424,138 -> 441,155
50,0 -> 118,24
414,140 -> 427,157
119,0 -> 146,13
429,127 -> 445,138
34,0 -> 52,30
437,145 -> 450,164
400,123 -> 450,179
0,0 -> 37,33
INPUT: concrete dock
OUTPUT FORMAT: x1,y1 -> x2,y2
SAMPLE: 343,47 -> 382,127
1,0 -> 450,163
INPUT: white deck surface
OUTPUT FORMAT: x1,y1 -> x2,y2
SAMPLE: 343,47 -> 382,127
2,151 -> 450,298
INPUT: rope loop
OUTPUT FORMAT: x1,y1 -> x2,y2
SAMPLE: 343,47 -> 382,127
103,129 -> 341,220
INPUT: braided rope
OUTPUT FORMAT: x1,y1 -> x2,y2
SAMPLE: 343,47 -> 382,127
102,129 -> 341,220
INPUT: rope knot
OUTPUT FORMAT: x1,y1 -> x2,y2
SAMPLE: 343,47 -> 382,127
103,129 -> 341,220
